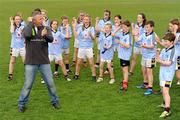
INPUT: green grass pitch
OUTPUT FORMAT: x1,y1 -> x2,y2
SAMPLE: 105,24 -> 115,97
0,0 -> 180,119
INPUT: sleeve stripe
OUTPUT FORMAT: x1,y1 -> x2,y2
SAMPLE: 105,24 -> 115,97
169,47 -> 175,61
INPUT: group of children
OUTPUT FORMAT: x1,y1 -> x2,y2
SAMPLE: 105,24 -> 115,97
8,8 -> 180,118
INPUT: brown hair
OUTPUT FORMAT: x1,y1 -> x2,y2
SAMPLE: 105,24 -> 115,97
12,14 -> 22,30
114,15 -> 121,20
61,16 -> 69,20
163,32 -> 176,42
114,15 -> 122,25
138,13 -> 146,27
104,9 -> 111,20
77,11 -> 85,24
122,20 -> 131,27
145,20 -> 155,27
170,18 -> 180,32
50,20 -> 58,27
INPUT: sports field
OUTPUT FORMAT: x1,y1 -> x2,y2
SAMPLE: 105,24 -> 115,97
0,0 -> 180,119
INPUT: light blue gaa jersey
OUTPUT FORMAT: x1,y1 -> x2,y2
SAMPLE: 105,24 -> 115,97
175,33 -> 180,70
98,19 -> 112,31
76,23 -> 83,30
140,32 -> 157,59
48,30 -> 64,55
99,33 -> 114,60
21,20 -> 26,27
77,26 -> 95,48
175,32 -> 180,50
112,25 -> 123,47
43,19 -> 50,27
117,32 -> 132,60
134,23 -> 145,48
58,25 -> 72,49
159,46 -> 176,81
75,23 -> 83,40
98,19 -> 112,39
10,25 -> 25,49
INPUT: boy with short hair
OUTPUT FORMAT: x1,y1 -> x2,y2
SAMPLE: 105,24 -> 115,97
115,20 -> 132,90
156,33 -> 176,118
134,20 -> 157,95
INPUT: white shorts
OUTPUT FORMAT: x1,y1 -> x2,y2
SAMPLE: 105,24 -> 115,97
73,38 -> 79,48
11,47 -> 25,57
141,57 -> 156,68
100,59 -> 111,63
78,48 -> 93,59
49,54 -> 62,62
62,48 -> 70,54
133,47 -> 141,54
160,81 -> 172,88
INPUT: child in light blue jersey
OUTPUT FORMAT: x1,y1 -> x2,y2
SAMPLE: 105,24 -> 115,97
72,12 -> 85,66
115,20 -> 132,91
41,9 -> 50,27
168,19 -> 180,85
49,20 -> 71,81
110,15 -> 123,76
96,24 -> 115,84
129,13 -> 146,76
95,9 -> 112,68
72,14 -> 96,81
134,20 -> 157,95
112,15 -> 122,52
58,16 -> 72,73
156,33 -> 176,118
8,14 -> 25,80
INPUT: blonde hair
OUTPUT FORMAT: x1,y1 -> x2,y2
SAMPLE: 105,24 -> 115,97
105,23 -> 112,29
83,14 -> 92,26
41,9 -> 47,14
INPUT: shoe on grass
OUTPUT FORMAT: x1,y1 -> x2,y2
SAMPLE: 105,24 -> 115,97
8,74 -> 13,81
41,78 -> 45,84
159,111 -> 171,118
18,106 -> 26,113
144,89 -> 153,96
120,81 -> 128,91
52,102 -> 60,109
95,64 -> 99,68
109,79 -> 115,84
96,77 -> 103,83
73,75 -> 79,80
65,76 -> 71,81
104,70 -> 109,75
53,71 -> 59,78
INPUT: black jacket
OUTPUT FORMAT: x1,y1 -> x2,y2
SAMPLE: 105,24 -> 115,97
23,22 -> 53,64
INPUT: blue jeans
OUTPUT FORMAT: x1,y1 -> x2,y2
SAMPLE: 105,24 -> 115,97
18,64 -> 59,107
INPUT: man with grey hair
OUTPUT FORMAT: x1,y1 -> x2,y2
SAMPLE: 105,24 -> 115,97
18,11 -> 60,112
